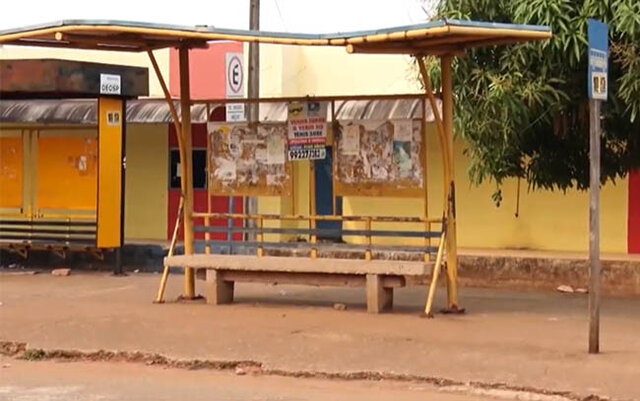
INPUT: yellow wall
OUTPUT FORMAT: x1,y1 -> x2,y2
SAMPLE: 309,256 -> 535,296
437,136 -> 629,254
124,123 -> 168,241
0,46 -> 170,97
342,123 -> 629,254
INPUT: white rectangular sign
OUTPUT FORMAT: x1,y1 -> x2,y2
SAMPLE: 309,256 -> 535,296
226,103 -> 246,122
225,53 -> 244,98
100,74 -> 121,95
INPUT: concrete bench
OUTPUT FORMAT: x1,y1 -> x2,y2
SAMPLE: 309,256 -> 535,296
164,254 -> 433,313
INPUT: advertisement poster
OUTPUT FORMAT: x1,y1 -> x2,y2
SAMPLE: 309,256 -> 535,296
341,124 -> 360,156
287,101 -> 328,160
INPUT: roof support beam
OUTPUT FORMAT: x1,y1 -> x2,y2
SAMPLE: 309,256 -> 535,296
55,32 -> 209,50
347,43 -> 464,56
4,39 -> 143,52
178,46 -> 196,299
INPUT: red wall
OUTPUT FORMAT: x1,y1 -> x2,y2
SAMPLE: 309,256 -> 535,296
169,42 -> 244,99
629,169 -> 640,254
167,42 -> 245,243
167,123 -> 243,241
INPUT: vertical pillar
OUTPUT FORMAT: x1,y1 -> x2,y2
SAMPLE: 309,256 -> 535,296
441,55 -> 460,310
588,99 -> 601,353
179,46 -> 196,298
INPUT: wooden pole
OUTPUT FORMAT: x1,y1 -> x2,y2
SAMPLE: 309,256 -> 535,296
441,54 -> 461,312
588,99 -> 601,354
246,0 -> 260,228
179,46 -> 196,299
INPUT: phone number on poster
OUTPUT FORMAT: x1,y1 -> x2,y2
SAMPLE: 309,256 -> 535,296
288,147 -> 326,160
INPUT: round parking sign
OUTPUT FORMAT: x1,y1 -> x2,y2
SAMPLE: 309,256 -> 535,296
226,54 -> 243,97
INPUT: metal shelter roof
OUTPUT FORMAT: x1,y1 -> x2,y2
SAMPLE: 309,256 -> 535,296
0,19 -> 551,55
0,98 -> 440,125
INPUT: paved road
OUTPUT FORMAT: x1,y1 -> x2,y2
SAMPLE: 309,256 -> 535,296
1,272 -> 639,400
0,357 -> 488,401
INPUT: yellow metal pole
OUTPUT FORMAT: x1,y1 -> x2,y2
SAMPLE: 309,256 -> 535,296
421,97 -> 430,263
154,196 -> 184,303
365,217 -> 372,261
416,56 -> 450,214
441,54 -> 461,312
424,232 -> 446,317
147,50 -> 184,158
179,46 -> 196,299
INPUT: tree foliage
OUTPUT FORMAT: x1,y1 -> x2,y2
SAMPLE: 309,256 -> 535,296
423,0 -> 640,205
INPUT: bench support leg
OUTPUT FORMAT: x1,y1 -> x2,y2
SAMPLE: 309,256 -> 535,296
206,270 -> 234,305
366,274 -> 393,313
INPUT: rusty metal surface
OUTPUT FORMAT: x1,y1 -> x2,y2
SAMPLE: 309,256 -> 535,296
0,59 -> 148,98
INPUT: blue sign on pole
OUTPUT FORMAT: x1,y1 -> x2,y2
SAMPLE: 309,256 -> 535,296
587,19 -> 608,101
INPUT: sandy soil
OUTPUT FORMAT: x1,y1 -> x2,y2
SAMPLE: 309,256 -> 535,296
0,272 -> 639,400
0,356 -> 494,401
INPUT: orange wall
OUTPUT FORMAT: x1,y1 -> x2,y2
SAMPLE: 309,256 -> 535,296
37,136 -> 97,211
0,136 -> 23,209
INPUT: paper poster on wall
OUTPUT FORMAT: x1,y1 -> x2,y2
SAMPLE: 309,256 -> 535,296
393,141 -> 412,178
287,101 -> 328,161
208,122 -> 291,195
215,158 -> 237,181
255,147 -> 267,163
341,124 -> 360,156
335,119 -> 423,193
393,120 -> 413,142
267,135 -> 285,165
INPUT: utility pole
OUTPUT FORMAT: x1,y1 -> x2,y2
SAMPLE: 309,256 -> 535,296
249,0 -> 260,120
246,0 -> 259,222
586,19 -> 608,354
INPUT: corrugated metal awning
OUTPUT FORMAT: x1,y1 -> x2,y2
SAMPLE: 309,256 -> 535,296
0,98 -> 440,125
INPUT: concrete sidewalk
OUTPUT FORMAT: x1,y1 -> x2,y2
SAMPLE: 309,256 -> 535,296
0,272 -> 639,400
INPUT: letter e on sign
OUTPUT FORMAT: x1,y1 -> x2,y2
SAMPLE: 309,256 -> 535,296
100,74 -> 121,95
225,53 -> 244,98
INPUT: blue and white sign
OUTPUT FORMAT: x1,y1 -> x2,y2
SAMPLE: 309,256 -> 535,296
587,19 -> 608,101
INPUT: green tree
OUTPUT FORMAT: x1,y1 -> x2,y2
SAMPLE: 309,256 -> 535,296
422,0 -> 640,205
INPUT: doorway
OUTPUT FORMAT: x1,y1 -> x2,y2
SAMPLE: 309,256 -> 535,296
314,146 -> 342,242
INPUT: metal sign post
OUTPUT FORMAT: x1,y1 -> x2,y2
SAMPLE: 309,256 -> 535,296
587,19 -> 608,354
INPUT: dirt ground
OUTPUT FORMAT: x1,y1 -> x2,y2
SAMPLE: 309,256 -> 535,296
0,356 -> 494,401
0,271 -> 639,400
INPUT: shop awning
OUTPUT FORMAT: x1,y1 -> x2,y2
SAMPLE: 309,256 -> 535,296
0,19 -> 551,55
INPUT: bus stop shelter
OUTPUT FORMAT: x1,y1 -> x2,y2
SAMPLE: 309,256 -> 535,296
0,19 -> 551,315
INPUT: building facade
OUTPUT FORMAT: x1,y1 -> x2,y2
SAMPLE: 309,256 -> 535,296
1,42 -> 638,254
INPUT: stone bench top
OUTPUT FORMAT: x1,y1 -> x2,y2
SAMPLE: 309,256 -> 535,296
164,254 -> 432,276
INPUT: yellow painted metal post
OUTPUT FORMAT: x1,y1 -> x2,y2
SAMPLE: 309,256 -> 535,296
424,232 -> 446,317
365,217 -> 372,261
421,97 -> 430,263
441,54 -> 460,311
179,46 -> 196,299
416,57 -> 450,214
